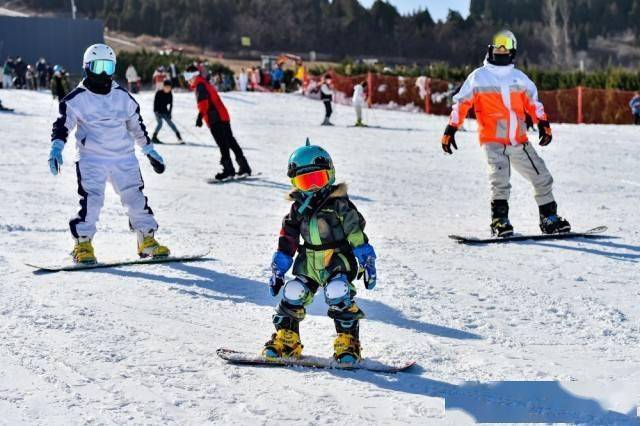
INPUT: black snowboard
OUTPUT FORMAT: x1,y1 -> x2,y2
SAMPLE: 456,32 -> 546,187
449,226 -> 609,245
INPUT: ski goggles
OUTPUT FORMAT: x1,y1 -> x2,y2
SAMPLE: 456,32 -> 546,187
492,34 -> 516,50
86,59 -> 116,76
291,170 -> 330,192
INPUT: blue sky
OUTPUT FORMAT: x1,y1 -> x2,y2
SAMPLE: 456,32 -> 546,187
358,0 -> 470,21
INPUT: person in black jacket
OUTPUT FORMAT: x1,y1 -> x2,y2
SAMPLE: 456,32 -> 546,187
152,80 -> 183,144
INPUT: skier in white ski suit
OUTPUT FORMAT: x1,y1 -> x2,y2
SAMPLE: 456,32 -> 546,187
48,44 -> 170,264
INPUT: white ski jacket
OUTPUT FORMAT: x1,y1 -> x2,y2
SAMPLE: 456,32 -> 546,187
52,81 -> 151,160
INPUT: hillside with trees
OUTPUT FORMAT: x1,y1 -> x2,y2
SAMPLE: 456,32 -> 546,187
11,0 -> 640,68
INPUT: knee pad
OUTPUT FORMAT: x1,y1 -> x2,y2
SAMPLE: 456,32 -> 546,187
282,278 -> 311,307
324,275 -> 352,309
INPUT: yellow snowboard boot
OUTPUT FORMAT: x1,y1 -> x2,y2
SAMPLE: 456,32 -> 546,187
263,329 -> 303,359
137,231 -> 170,258
72,237 -> 97,264
333,333 -> 361,365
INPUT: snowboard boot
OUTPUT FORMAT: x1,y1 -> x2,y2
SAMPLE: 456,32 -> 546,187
333,333 -> 361,365
72,237 -> 97,264
262,329 -> 303,359
490,200 -> 514,237
137,231 -> 170,258
151,133 -> 163,144
214,168 -> 236,182
176,131 -> 184,144
355,119 -> 365,127
321,117 -> 334,126
539,201 -> 571,234
236,157 -> 252,178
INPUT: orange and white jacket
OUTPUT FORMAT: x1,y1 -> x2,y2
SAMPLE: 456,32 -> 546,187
449,61 -> 547,145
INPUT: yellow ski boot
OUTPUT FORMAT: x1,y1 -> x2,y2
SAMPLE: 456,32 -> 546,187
262,329 -> 303,359
72,237 -> 97,264
137,231 -> 170,258
333,333 -> 361,365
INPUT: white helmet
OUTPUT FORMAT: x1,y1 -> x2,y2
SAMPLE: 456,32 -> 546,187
83,44 -> 116,67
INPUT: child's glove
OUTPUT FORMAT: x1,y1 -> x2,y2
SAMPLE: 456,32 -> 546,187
142,144 -> 165,174
353,243 -> 377,289
48,139 -> 65,176
269,251 -> 293,296
195,114 -> 203,128
538,120 -> 553,146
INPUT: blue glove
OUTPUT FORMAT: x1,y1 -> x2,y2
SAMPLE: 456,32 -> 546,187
48,139 -> 65,176
269,251 -> 293,296
353,243 -> 377,289
142,144 -> 165,174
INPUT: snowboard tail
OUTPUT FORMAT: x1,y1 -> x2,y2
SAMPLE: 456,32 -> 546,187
449,226 -> 609,244
216,348 -> 415,373
27,252 -> 211,273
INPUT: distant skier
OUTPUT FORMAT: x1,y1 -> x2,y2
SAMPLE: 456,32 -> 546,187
48,44 -> 169,264
629,92 -> 640,125
320,74 -> 333,125
125,64 -> 140,93
183,65 -> 252,181
263,139 -> 377,365
352,80 -> 368,127
440,30 -> 570,237
2,57 -> 14,89
152,79 -> 183,144
50,65 -> 70,100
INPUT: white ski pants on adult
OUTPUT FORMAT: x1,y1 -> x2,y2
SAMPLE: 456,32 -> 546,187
69,155 -> 158,239
483,142 -> 555,206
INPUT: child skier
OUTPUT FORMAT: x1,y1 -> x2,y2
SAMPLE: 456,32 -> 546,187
152,79 -> 183,144
352,80 -> 368,127
441,30 -> 570,237
320,74 -> 333,126
48,44 -> 169,264
264,139 -> 377,365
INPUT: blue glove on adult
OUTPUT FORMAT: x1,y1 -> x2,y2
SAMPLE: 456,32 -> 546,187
48,139 -> 65,176
142,144 -> 165,174
353,243 -> 377,289
269,251 -> 293,296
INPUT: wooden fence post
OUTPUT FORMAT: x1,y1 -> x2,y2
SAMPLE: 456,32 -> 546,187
367,72 -> 373,107
425,78 -> 431,114
577,85 -> 583,124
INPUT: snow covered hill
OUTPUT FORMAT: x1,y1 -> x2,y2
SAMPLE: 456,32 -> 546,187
0,89 -> 639,424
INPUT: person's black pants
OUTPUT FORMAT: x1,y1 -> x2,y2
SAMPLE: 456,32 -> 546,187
634,113 -> 640,125
323,100 -> 332,118
209,121 -> 250,172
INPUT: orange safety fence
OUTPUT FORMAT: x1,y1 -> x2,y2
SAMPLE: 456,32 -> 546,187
306,71 -> 637,125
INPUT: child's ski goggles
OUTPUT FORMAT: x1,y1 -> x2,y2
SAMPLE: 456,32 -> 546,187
86,59 -> 116,76
291,170 -> 330,192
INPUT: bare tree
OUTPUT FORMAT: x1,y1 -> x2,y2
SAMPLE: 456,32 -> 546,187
543,0 -> 562,67
558,0 -> 573,67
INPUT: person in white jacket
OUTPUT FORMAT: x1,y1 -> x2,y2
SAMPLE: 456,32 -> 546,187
125,64 -> 140,93
440,30 -> 570,237
48,44 -> 169,264
352,81 -> 368,127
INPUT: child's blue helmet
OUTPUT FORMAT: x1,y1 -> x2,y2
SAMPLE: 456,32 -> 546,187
287,138 -> 335,192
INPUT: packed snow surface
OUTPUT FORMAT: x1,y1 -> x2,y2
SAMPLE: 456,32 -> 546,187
0,89 -> 639,424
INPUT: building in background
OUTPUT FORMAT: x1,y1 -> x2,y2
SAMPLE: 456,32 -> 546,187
0,16 -> 104,75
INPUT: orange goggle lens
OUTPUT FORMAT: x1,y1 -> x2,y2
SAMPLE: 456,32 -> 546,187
291,170 -> 330,192
492,34 -> 515,50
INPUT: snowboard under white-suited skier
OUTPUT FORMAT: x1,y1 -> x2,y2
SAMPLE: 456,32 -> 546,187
48,44 -> 169,264
440,30 -> 570,238
263,139 -> 377,365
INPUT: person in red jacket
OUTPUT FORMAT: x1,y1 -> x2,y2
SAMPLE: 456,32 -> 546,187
184,65 -> 252,181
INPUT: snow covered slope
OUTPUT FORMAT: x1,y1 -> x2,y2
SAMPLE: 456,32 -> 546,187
0,89 -> 639,424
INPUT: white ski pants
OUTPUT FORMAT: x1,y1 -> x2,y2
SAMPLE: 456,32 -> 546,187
70,156 -> 158,239
354,103 -> 363,122
483,142 -> 555,206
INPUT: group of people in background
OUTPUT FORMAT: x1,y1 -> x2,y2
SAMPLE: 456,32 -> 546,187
2,56 -> 70,98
